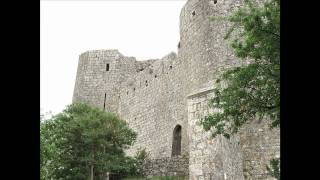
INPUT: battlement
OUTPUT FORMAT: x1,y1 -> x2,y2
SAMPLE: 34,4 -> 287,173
80,49 -> 123,58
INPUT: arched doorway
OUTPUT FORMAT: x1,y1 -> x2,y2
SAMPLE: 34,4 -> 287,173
172,125 -> 182,156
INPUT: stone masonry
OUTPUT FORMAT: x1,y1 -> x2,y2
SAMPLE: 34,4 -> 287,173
73,0 -> 279,179
187,85 -> 279,180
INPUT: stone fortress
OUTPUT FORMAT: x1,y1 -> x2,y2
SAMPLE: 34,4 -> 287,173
72,0 -> 280,179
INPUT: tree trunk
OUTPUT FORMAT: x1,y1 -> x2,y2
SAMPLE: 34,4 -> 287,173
90,165 -> 94,180
91,144 -> 96,180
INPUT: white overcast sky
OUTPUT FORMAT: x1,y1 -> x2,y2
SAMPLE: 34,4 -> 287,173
40,0 -> 186,116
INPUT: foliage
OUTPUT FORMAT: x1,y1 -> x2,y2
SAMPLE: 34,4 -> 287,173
266,158 -> 280,180
40,103 -> 137,180
40,120 -> 55,179
134,148 -> 149,176
201,0 -> 280,138
40,109 -> 58,179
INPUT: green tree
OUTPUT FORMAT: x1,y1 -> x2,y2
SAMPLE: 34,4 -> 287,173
40,110 -> 56,179
41,103 -> 137,180
40,121 -> 50,179
201,0 -> 280,138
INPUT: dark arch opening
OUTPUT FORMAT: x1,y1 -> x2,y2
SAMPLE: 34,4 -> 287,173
172,125 -> 182,156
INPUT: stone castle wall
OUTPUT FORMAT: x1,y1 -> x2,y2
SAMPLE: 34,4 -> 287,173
187,85 -> 279,180
143,156 -> 189,178
72,0 -> 279,179
239,118 -> 280,179
187,86 -> 244,180
73,50 -> 140,113
117,52 -> 190,159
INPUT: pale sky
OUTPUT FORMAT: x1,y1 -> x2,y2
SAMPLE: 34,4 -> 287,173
40,0 -> 186,116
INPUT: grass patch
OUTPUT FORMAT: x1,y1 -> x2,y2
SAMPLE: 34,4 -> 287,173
123,177 -> 144,180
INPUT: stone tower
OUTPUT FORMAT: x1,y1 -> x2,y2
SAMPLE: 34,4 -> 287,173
73,0 -> 280,179
73,50 -> 155,113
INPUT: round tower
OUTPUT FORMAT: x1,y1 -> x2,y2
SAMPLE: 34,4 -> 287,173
178,0 -> 246,91
72,49 -> 137,113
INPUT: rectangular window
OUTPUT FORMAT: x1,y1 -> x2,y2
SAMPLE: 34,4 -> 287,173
103,93 -> 106,110
106,64 -> 110,71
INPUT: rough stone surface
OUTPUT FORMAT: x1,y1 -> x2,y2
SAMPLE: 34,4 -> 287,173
239,118 -> 280,180
187,87 -> 279,180
72,0 -> 279,179
143,156 -> 189,178
187,88 -> 244,180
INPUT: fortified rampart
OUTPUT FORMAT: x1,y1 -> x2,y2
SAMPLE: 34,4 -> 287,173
73,0 -> 279,179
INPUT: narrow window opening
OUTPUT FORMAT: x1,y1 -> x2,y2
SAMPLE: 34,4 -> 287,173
145,80 -> 148,87
214,0 -> 217,4
106,64 -> 110,71
172,125 -> 182,156
192,11 -> 196,16
169,65 -> 172,69
155,75 -> 157,78
103,93 -> 106,110
178,42 -> 181,49
127,91 -> 129,95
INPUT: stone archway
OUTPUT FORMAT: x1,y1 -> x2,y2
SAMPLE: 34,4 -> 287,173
171,125 -> 182,157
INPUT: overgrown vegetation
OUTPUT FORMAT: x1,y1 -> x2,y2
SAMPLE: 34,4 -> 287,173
134,148 -> 149,176
266,158 -> 280,180
201,0 -> 280,138
40,103 -> 138,180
